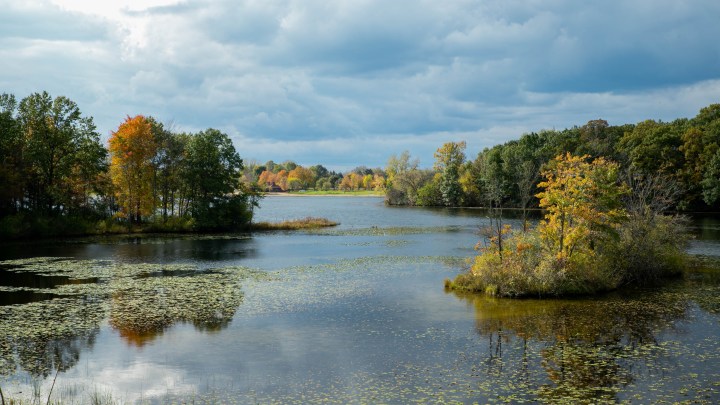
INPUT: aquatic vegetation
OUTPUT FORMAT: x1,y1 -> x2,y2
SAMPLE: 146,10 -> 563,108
0,298 -> 103,378
306,225 -> 466,236
251,216 -> 339,231
109,272 -> 244,342
0,257 -> 266,374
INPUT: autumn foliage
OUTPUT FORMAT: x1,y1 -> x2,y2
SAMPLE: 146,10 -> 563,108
536,153 -> 627,261
109,115 -> 157,222
449,153 -> 689,297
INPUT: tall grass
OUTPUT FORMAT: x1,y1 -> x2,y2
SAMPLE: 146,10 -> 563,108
251,217 -> 339,231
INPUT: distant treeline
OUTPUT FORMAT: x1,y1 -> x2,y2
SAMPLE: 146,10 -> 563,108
385,104 -> 720,212
244,161 -> 386,192
0,91 -> 258,238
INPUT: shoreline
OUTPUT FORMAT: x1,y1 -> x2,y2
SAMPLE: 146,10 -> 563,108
265,192 -> 384,198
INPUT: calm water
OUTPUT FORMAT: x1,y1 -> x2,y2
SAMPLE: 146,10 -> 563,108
0,196 -> 719,403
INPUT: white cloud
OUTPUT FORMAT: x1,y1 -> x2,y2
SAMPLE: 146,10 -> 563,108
49,0 -> 182,18
3,0 -> 719,167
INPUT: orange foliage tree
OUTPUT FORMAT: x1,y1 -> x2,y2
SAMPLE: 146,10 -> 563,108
258,170 -> 276,189
108,115 -> 158,222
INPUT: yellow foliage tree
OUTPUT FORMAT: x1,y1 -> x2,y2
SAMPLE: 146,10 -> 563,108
288,166 -> 316,190
108,115 -> 158,222
536,153 -> 627,260
371,174 -> 386,191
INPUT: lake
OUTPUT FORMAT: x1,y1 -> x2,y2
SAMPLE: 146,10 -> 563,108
1,196 -> 719,403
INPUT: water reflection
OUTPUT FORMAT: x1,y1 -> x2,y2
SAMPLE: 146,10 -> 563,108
108,271 -> 244,347
0,258 -> 250,377
0,269 -> 99,306
451,282 -> 705,403
0,298 -> 102,378
0,234 -> 258,264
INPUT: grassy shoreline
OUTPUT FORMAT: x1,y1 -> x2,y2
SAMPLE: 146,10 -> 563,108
0,216 -> 339,243
271,190 -> 384,197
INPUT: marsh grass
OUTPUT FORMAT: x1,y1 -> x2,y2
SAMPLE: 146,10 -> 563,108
0,382 -> 119,405
251,217 -> 338,231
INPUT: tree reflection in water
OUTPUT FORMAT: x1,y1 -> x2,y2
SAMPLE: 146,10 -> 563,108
0,258 -> 250,379
0,298 -> 103,379
453,287 -> 690,403
109,272 -> 244,347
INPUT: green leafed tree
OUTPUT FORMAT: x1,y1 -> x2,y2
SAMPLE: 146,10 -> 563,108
434,141 -> 466,207
0,93 -> 23,216
18,91 -> 106,216
183,128 -> 254,230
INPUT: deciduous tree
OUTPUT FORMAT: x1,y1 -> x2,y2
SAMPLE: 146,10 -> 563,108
434,141 -> 466,207
536,154 -> 626,260
108,115 -> 158,223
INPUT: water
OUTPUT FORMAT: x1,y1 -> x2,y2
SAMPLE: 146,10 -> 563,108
0,196 -> 718,403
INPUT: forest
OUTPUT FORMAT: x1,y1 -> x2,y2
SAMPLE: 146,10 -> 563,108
0,91 -> 259,238
384,103 -> 720,213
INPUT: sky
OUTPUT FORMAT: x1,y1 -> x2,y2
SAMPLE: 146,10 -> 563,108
2,0 -> 720,171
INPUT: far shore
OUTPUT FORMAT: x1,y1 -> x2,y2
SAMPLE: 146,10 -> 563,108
266,192 -> 384,197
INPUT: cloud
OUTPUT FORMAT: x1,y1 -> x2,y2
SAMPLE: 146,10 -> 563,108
3,0 -> 719,169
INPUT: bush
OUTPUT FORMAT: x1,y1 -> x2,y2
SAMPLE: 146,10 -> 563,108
608,214 -> 689,285
416,179 -> 443,206
143,216 -> 195,233
384,188 -> 408,206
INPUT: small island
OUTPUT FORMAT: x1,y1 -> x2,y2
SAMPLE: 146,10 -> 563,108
446,152 -> 689,297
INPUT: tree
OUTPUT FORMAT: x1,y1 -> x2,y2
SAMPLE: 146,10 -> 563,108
183,128 -> 251,229
475,147 -> 513,258
339,172 -> 363,191
258,170 -> 276,189
536,154 -> 626,260
617,120 -> 685,178
282,160 -> 297,171
108,115 -> 158,223
371,173 -> 386,191
0,93 -> 23,216
274,170 -> 289,191
18,92 -> 106,216
701,150 -> 720,206
386,150 -> 419,187
150,122 -> 188,219
310,164 -> 329,179
434,141 -> 466,206
288,166 -> 316,190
